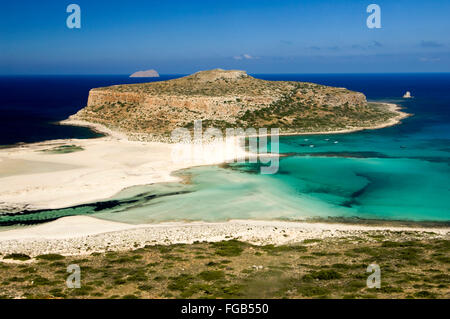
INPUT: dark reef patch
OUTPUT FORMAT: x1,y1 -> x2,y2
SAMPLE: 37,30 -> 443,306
0,190 -> 192,227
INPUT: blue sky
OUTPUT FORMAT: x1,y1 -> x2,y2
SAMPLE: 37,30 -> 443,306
1,0 -> 449,74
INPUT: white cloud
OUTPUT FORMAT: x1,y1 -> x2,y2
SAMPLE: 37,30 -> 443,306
419,57 -> 441,62
233,54 -> 258,60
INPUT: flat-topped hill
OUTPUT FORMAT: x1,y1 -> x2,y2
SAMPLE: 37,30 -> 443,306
68,69 -> 402,141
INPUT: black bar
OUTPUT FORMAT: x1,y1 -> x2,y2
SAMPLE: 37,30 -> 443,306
0,299 -> 448,318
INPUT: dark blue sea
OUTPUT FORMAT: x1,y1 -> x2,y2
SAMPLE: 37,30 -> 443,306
0,75 -> 181,146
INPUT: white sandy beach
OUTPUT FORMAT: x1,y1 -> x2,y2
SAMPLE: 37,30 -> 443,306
0,215 -> 448,257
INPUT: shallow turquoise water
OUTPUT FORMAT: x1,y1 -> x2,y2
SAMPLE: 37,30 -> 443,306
88,153 -> 449,224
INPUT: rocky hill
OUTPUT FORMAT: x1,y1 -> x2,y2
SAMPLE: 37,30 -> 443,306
68,69 -> 401,141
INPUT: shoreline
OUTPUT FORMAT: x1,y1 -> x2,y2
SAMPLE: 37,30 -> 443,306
62,102 -> 410,140
274,103 -> 411,137
59,118 -> 127,140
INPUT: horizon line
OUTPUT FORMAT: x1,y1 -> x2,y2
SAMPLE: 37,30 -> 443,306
1,71 -> 450,76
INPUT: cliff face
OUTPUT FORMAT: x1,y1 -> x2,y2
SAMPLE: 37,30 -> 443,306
69,69 -> 394,141
87,90 -> 143,105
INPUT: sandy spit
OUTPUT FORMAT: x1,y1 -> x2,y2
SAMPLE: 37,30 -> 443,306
0,131 -> 249,211
0,216 -> 448,257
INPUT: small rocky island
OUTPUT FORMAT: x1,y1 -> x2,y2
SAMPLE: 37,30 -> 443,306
130,69 -> 159,78
403,91 -> 412,98
68,69 -> 406,141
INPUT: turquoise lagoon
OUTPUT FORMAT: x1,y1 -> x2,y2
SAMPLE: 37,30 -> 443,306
91,127 -> 450,223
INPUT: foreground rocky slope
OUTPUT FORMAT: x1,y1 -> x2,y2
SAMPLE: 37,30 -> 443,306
1,231 -> 448,299
68,69 -> 402,141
